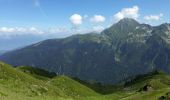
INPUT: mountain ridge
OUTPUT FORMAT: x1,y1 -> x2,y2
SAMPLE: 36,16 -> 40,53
1,18 -> 170,84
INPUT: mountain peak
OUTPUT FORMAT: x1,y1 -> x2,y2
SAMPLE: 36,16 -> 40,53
103,18 -> 140,33
117,18 -> 139,25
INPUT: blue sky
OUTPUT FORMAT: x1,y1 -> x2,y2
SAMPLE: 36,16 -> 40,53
0,0 -> 170,50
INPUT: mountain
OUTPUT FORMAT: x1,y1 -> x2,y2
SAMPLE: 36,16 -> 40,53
1,18 -> 170,84
1,61 -> 170,100
0,50 -> 7,55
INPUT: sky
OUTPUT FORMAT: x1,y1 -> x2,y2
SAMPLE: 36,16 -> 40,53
0,0 -> 170,50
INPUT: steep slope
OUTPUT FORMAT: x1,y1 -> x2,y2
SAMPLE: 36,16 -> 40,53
1,18 -> 170,84
0,62 -> 99,100
0,61 -> 62,100
0,33 -> 121,84
102,18 -> 152,44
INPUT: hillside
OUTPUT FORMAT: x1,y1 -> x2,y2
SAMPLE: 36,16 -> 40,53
0,61 -> 170,100
0,62 -> 99,100
120,71 -> 170,100
16,66 -> 56,80
1,18 -> 170,84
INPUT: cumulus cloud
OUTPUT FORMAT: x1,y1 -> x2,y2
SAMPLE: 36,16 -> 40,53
144,13 -> 163,21
70,14 -> 83,26
90,15 -> 105,23
114,6 -> 139,21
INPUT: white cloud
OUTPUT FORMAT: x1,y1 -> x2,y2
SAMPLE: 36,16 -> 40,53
29,27 -> 44,34
144,13 -> 163,21
70,14 -> 82,26
48,27 -> 68,33
70,26 -> 104,34
0,27 -> 72,36
92,26 -> 104,32
114,6 -> 139,21
90,15 -> 106,23
0,27 -> 44,36
0,26 -> 100,37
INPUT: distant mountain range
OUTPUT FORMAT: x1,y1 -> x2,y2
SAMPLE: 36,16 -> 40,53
1,18 -> 170,84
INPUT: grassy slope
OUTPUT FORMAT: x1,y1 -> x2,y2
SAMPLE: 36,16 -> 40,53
1,61 -> 170,100
119,72 -> 170,100
78,71 -> 170,100
0,62 -> 99,100
0,61 -> 69,100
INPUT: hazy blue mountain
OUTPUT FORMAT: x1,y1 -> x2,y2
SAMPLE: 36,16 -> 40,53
0,50 -> 7,55
1,18 -> 170,84
0,33 -> 71,50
